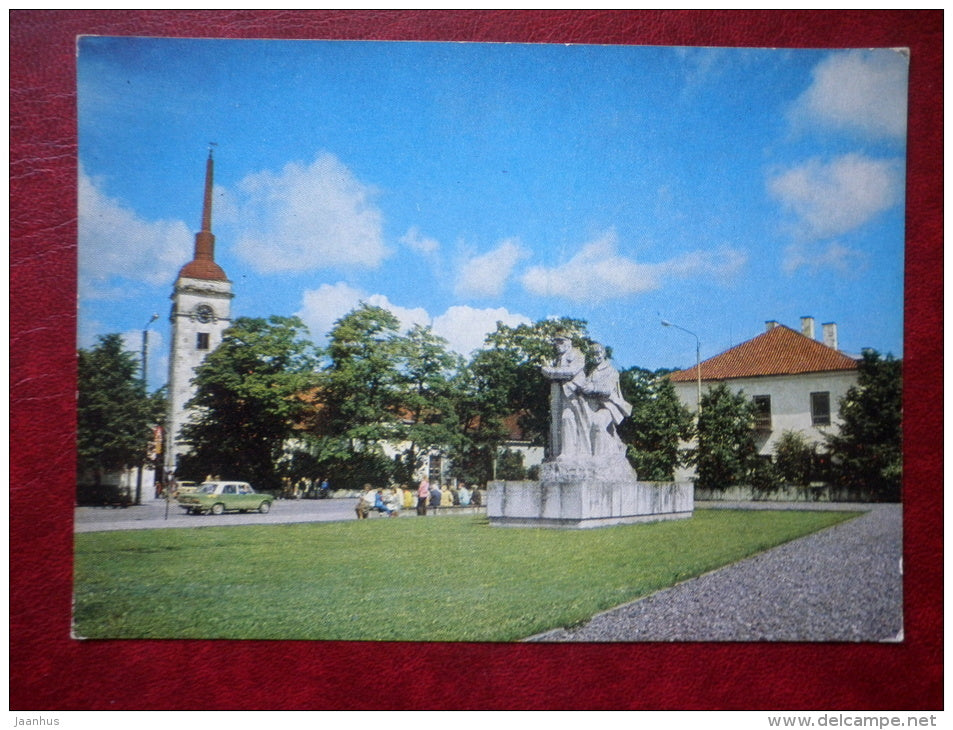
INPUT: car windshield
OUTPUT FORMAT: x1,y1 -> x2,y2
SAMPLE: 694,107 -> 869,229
198,484 -> 218,494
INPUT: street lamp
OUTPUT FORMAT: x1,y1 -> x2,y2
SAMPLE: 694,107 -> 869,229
141,313 -> 159,384
135,313 -> 160,505
662,319 -> 702,413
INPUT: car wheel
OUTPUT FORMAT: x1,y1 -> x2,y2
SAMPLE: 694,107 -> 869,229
211,503 -> 225,515
185,507 -> 193,515
258,501 -> 271,514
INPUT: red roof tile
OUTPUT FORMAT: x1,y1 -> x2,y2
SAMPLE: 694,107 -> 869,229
669,325 -> 858,382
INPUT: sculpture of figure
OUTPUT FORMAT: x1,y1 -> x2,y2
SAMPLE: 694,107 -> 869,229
581,343 -> 633,457
540,334 -> 589,459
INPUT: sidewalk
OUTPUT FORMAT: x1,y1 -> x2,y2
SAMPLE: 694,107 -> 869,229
529,503 -> 902,642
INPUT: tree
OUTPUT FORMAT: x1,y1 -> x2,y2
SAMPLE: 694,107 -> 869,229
824,350 -> 902,501
618,367 -> 693,480
392,324 -> 465,485
446,348 -> 517,485
692,383 -> 758,490
443,317 -> 595,484
317,304 -> 404,447
303,304 -> 406,490
77,334 -> 165,486
774,430 -> 815,489
178,316 -> 318,490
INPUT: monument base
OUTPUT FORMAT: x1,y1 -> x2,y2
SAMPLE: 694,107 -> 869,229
488,458 -> 693,529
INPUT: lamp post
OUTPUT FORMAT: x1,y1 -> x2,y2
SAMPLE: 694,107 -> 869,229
662,319 -> 702,413
135,313 -> 160,505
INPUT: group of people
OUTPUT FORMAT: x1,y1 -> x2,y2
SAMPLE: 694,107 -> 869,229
414,480 -> 480,516
355,485 -> 402,519
355,481 -> 483,519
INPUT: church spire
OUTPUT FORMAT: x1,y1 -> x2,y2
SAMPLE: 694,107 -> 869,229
192,148 -> 215,262
177,147 -> 228,282
200,148 -> 214,236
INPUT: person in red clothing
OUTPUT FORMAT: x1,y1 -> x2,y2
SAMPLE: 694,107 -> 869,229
416,478 -> 430,516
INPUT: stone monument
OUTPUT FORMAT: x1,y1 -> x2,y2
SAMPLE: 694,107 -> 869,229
488,335 -> 693,528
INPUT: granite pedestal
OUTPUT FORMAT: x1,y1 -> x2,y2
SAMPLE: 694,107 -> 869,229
488,457 -> 693,529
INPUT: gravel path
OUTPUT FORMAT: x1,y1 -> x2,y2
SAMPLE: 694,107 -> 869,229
529,503 -> 902,643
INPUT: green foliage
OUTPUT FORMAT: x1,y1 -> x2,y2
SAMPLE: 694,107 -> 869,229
748,456 -> 782,496
774,430 -> 815,488
316,304 -> 404,446
692,383 -> 758,490
179,316 -> 318,490
480,317 -> 594,448
310,306 -> 468,486
618,367 -> 693,480
824,350 -> 902,501
73,509 -> 860,641
393,324 -> 466,481
496,448 -> 527,481
446,317 -> 595,483
77,334 -> 166,484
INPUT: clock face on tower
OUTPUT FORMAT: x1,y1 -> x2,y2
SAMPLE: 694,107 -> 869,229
194,304 -> 215,323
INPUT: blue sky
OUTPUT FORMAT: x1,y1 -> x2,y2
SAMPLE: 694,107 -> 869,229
77,38 -> 908,391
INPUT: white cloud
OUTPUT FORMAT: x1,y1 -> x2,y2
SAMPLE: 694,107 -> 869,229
233,153 -> 388,273
296,284 -> 529,357
783,241 -> 867,275
400,226 -> 441,255
521,231 -> 745,304
432,305 -> 532,357
78,168 -> 192,299
792,49 -> 909,140
768,154 -> 904,241
296,282 -> 430,342
455,238 -> 528,298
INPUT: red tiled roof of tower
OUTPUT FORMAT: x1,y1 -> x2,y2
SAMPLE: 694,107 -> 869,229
178,256 -> 228,281
669,325 -> 858,382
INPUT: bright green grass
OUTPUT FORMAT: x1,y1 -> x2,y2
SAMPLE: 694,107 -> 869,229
73,509 -> 859,641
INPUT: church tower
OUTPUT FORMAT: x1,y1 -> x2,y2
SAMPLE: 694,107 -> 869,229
165,150 -> 233,476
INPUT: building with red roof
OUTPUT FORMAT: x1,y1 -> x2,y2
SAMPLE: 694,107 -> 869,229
668,317 -> 859,477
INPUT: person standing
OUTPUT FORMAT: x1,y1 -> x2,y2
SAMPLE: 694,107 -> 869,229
429,483 -> 442,512
417,478 -> 430,516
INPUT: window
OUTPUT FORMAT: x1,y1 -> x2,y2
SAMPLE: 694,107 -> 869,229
752,395 -> 772,430
428,455 -> 442,484
811,391 -> 831,426
196,332 -> 210,350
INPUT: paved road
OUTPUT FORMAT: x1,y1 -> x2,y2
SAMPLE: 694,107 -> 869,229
74,495 -> 366,532
528,503 -> 902,643
74,495 -> 483,532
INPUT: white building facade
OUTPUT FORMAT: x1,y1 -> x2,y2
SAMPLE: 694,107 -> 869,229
669,318 -> 859,482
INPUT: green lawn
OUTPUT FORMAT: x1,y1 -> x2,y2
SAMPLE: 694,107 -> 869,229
73,509 -> 859,641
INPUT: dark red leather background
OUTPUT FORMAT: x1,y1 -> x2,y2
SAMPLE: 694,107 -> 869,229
10,10 -> 942,711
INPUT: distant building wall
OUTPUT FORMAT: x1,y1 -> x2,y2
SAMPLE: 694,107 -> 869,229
672,369 -> 858,481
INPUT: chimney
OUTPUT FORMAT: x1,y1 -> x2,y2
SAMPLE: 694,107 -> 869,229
800,316 -> 816,340
765,320 -> 779,331
822,322 -> 838,350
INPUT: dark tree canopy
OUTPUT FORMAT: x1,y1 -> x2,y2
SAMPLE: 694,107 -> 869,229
618,367 -> 693,481
178,315 -> 318,490
78,334 -> 165,485
825,350 -> 902,501
692,382 -> 758,490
